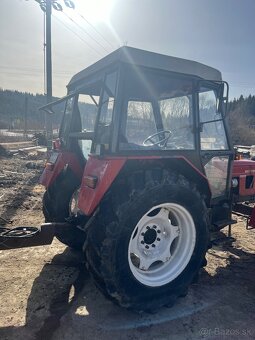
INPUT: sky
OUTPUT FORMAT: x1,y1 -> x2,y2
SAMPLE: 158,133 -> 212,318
0,0 -> 255,99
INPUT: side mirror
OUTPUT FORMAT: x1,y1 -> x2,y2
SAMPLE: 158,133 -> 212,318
217,82 -> 229,116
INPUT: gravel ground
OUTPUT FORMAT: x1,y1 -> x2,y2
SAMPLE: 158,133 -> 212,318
0,153 -> 255,340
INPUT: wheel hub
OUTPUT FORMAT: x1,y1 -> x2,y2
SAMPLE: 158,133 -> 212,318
139,224 -> 161,250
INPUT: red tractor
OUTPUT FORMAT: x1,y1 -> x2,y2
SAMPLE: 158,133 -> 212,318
2,47 -> 254,312
39,47 -> 237,311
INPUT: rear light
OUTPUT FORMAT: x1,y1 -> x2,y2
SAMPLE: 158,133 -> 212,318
235,154 -> 242,160
84,176 -> 98,189
45,162 -> 54,171
44,152 -> 59,169
53,138 -> 61,150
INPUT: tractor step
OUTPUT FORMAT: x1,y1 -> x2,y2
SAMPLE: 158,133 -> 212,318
213,219 -> 237,238
213,219 -> 237,229
211,235 -> 236,247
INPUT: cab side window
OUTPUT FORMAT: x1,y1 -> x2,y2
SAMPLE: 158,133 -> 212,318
199,89 -> 228,150
96,71 -> 118,148
125,101 -> 156,145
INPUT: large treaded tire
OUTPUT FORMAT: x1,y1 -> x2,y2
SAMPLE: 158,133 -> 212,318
85,170 -> 209,312
42,168 -> 86,250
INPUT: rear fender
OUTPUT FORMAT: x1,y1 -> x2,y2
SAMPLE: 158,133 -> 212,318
78,155 -> 211,216
78,156 -> 126,215
39,151 -> 83,188
167,157 -> 212,205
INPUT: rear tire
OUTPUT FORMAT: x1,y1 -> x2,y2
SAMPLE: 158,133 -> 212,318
42,168 -> 86,250
86,171 -> 209,312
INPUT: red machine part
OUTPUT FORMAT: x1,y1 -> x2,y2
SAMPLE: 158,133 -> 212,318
78,155 -> 126,215
247,206 -> 255,229
78,155 -> 211,216
232,159 -> 255,197
39,151 -> 83,188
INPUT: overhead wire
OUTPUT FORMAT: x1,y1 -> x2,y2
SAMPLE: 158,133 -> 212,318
0,66 -> 73,78
32,0 -> 115,51
0,65 -> 74,74
52,14 -> 104,57
78,13 -> 115,50
1,72 -> 69,79
61,11 -> 110,54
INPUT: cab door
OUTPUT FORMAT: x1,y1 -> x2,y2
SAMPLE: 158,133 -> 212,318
198,83 -> 233,202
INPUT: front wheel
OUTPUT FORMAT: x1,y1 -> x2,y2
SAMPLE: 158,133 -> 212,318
86,172 -> 209,312
42,169 -> 86,250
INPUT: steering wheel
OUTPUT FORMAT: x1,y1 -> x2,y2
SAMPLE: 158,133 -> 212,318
143,130 -> 172,147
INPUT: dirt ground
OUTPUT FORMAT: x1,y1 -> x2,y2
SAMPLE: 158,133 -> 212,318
0,152 -> 255,340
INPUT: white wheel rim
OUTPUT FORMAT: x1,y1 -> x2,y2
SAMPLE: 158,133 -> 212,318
128,203 -> 196,287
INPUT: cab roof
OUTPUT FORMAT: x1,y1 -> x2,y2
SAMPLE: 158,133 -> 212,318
68,46 -> 222,89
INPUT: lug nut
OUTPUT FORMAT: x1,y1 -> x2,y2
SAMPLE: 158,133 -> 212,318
153,225 -> 157,229
152,244 -> 156,248
141,241 -> 144,244
157,230 -> 161,233
141,232 -> 145,236
145,245 -> 149,249
157,238 -> 161,241
146,226 -> 150,230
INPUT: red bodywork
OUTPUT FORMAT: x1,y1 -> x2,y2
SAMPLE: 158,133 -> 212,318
232,159 -> 255,197
78,155 -> 126,215
77,154 -> 211,216
39,151 -> 83,187
232,159 -> 255,228
248,207 -> 255,228
40,147 -> 211,217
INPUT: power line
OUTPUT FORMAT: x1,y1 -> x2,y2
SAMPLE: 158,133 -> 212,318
0,66 -> 43,71
52,14 -> 103,57
78,13 -> 115,50
0,65 -> 74,75
1,71 -> 69,79
61,11 -> 110,54
4,65 -> 254,86
0,64 -> 74,73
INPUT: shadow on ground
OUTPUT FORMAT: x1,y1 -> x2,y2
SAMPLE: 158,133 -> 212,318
0,239 -> 255,340
0,171 -> 41,224
0,247 -> 88,340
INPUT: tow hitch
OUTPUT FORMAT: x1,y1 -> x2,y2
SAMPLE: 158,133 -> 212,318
0,223 -> 72,250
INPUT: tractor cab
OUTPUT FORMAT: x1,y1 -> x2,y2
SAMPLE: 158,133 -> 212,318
40,47 -> 233,224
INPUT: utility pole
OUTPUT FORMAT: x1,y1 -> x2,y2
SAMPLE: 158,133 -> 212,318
24,96 -> 28,137
26,0 -> 75,146
45,0 -> 53,144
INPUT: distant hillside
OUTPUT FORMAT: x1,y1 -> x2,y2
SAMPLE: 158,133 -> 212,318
0,89 -> 62,130
0,88 -> 255,145
227,95 -> 255,145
